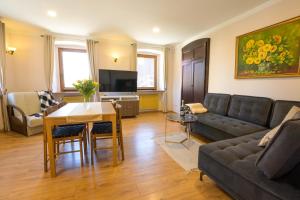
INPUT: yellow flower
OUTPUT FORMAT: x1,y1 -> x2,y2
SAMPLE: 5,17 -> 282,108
270,45 -> 277,53
273,35 -> 282,44
255,40 -> 264,47
246,39 -> 255,49
280,52 -> 286,57
258,46 -> 264,53
263,44 -> 272,52
278,46 -> 284,52
258,51 -> 267,60
254,57 -> 261,64
246,57 -> 254,65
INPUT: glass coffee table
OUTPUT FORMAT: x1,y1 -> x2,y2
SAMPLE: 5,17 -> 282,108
164,113 -> 197,146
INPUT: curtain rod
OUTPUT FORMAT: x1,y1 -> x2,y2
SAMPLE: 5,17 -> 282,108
40,35 -> 99,43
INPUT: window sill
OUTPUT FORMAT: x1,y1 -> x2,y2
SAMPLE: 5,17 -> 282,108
54,91 -> 81,97
137,90 -> 165,95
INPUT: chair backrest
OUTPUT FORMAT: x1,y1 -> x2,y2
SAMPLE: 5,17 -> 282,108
7,92 -> 41,115
112,103 -> 122,127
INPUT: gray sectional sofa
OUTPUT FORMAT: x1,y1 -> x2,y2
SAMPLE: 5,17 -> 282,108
191,94 -> 273,141
193,93 -> 300,200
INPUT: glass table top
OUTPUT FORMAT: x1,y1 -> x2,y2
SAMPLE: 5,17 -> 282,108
166,113 -> 197,123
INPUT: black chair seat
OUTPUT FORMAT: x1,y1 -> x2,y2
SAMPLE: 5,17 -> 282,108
92,121 -> 120,134
52,124 -> 85,138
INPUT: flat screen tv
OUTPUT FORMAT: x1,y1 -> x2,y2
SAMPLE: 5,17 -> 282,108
99,69 -> 137,92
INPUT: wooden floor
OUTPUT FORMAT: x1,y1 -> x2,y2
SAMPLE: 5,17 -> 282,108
0,112 -> 230,200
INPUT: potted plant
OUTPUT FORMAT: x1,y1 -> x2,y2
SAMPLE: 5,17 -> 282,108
73,79 -> 99,102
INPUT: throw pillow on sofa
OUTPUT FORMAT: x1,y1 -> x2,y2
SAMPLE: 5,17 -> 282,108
258,106 -> 300,146
37,91 -> 60,112
256,119 -> 300,179
186,103 -> 208,114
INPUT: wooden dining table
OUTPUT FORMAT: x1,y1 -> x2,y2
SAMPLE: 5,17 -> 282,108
44,102 -> 117,177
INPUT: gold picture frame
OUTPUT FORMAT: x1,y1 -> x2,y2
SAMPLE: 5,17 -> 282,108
235,16 -> 300,79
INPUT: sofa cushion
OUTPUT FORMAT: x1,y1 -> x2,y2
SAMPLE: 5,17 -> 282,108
203,93 -> 231,115
92,121 -> 121,134
194,113 -> 266,138
52,124 -> 85,138
269,100 -> 300,128
191,121 -> 236,141
198,131 -> 300,200
228,95 -> 273,126
26,114 -> 43,128
256,119 -> 300,179
7,92 -> 41,115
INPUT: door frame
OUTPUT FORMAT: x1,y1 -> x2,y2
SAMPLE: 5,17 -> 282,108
181,38 -> 210,104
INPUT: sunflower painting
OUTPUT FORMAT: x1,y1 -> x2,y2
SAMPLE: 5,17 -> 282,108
235,16 -> 300,79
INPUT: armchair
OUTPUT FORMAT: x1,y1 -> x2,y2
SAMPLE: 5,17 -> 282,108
7,92 -> 43,136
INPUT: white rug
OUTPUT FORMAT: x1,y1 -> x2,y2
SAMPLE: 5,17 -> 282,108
154,133 -> 204,171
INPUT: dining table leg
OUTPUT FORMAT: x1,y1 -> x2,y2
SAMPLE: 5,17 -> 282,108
46,121 -> 56,177
88,122 -> 94,165
111,114 -> 117,166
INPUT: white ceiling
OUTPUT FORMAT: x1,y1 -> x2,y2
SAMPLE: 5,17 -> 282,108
0,0 -> 270,45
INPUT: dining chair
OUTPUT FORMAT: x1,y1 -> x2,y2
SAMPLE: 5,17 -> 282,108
43,103 -> 86,172
91,103 -> 124,164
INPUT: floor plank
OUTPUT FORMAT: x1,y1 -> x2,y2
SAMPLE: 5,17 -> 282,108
0,112 -> 230,200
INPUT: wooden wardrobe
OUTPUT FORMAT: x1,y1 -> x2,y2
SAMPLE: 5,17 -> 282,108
181,38 -> 210,104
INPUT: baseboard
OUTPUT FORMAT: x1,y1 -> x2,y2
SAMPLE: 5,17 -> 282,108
139,109 -> 161,113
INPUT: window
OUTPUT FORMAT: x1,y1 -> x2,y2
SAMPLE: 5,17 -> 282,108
137,54 -> 157,90
58,48 -> 90,91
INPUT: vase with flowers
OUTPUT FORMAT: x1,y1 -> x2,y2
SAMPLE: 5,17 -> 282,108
73,79 -> 99,102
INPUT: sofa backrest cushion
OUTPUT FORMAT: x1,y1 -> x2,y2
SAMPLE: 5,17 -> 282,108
269,100 -> 300,128
203,93 -> 231,115
227,95 -> 273,126
7,92 -> 41,115
256,119 -> 300,179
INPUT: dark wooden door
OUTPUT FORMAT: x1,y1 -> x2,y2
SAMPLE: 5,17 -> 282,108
182,61 -> 194,103
193,59 -> 206,103
181,38 -> 210,104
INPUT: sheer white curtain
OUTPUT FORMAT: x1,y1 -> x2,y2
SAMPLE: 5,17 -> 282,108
0,21 -> 9,131
44,35 -> 55,91
130,43 -> 137,71
86,39 -> 99,101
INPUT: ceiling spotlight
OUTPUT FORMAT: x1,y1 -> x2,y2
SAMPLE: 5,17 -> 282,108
47,10 -> 57,17
152,27 -> 160,33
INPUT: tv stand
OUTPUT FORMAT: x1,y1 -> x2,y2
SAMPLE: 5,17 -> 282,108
100,95 -> 139,117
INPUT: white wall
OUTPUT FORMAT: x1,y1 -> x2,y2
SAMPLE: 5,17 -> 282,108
97,40 -> 133,71
171,0 -> 300,112
5,32 -> 135,92
6,32 -> 46,92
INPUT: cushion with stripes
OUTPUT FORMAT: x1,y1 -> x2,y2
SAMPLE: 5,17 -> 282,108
37,91 -> 59,112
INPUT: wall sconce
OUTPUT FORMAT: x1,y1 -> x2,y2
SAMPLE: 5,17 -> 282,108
6,47 -> 16,55
112,53 -> 119,63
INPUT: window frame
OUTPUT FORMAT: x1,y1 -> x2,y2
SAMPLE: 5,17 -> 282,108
137,54 -> 157,90
58,47 -> 89,91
